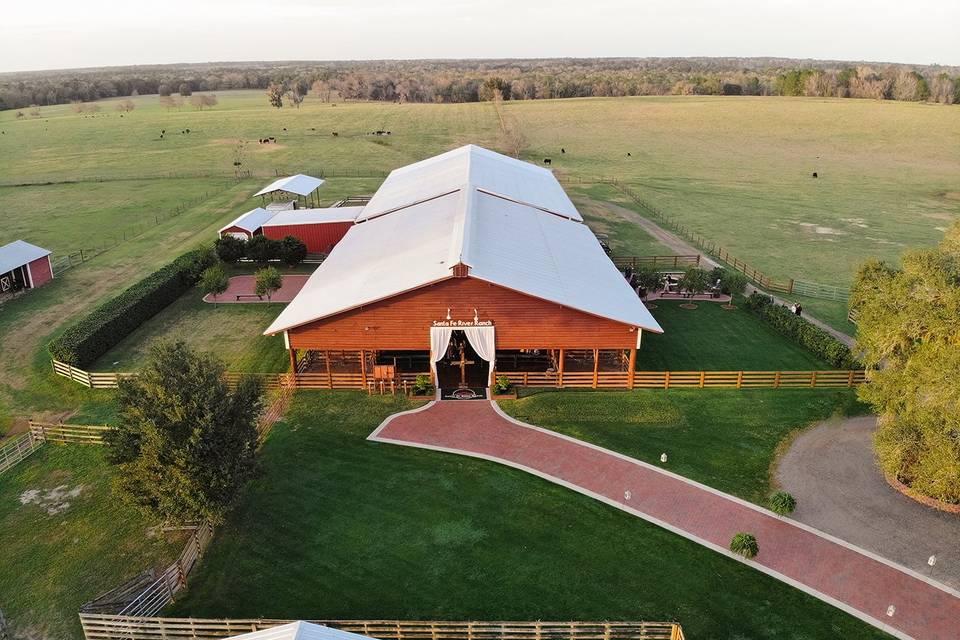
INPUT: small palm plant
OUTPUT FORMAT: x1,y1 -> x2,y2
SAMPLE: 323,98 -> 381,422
769,491 -> 797,516
729,532 -> 759,559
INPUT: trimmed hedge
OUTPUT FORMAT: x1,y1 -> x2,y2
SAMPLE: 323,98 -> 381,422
48,248 -> 216,367
744,292 -> 857,369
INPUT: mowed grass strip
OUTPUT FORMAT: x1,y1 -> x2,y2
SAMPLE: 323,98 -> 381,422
170,391 -> 887,639
0,445 -> 181,640
499,388 -> 866,504
639,300 -> 829,370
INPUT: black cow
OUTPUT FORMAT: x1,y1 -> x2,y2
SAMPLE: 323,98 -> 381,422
543,158 -> 552,165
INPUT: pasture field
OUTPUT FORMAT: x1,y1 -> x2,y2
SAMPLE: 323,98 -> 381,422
171,390 -> 885,640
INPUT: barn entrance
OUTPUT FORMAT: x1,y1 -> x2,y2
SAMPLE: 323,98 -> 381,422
431,328 -> 493,399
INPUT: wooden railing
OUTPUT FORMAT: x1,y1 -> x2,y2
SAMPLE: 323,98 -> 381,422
79,616 -> 684,640
81,523 -> 215,617
495,370 -> 866,390
0,431 -> 44,475
29,420 -> 111,444
609,255 -> 701,271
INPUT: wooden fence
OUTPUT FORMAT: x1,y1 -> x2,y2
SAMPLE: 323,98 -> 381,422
79,616 -> 684,640
81,523 -> 215,617
29,420 -> 111,444
0,431 -> 44,475
609,255 -> 701,271
494,369 -> 866,390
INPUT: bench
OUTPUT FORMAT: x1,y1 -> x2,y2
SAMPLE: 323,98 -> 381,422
236,294 -> 263,301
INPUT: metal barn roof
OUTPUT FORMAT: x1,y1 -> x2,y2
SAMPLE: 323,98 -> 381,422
262,207 -> 365,227
0,240 -> 51,275
265,146 -> 661,336
226,622 -> 373,640
254,174 -> 326,198
356,145 -> 581,222
219,208 -> 277,234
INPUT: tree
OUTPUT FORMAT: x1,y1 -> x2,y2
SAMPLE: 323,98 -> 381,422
245,234 -> 280,264
105,342 -> 264,524
679,267 -> 710,297
178,83 -> 192,97
850,221 -> 960,504
200,264 -> 229,303
190,94 -> 218,110
255,266 -> 283,300
633,266 -> 663,300
215,235 -> 246,263
115,99 -> 135,113
158,84 -> 172,96
279,236 -> 307,266
266,83 -> 284,108
286,89 -> 304,109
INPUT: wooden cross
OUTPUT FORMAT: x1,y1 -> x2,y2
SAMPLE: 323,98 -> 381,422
457,344 -> 475,388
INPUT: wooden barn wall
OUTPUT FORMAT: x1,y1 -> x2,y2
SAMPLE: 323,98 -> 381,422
28,256 -> 53,286
263,222 -> 353,254
287,277 -> 638,350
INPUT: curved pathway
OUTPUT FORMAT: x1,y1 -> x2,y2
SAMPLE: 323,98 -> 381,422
777,415 -> 960,590
370,401 -> 959,640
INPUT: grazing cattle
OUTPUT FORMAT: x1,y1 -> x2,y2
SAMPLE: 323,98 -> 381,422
543,158 -> 552,165
812,172 -> 818,178
626,152 -> 631,157
283,127 -> 287,131
561,148 -> 565,153
332,132 -> 339,137
268,136 -> 275,142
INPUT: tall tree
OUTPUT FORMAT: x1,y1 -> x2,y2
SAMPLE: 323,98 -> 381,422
255,266 -> 283,300
106,342 -> 264,524
850,222 -> 960,504
265,83 -> 284,108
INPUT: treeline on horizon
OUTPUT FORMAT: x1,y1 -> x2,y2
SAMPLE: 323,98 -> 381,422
2,57 -> 959,110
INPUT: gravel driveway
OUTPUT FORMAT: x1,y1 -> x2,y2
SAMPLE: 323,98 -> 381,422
776,415 -> 960,589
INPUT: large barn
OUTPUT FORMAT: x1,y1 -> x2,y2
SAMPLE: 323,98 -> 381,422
261,207 -> 364,254
265,145 -> 662,394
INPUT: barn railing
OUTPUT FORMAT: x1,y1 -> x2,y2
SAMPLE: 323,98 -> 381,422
494,369 -> 866,390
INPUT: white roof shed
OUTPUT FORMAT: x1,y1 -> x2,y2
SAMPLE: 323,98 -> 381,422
262,207 -> 365,227
265,145 -> 661,336
255,174 -> 326,198
0,240 -> 51,275
220,208 -> 277,235
227,622 -> 374,640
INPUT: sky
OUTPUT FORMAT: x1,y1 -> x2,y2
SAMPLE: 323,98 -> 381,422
2,0 -> 959,73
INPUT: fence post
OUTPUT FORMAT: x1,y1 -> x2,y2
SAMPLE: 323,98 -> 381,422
847,370 -> 854,387
774,371 -> 781,388
736,371 -> 743,389
810,371 -> 817,388
663,371 -> 670,389
788,279 -> 795,294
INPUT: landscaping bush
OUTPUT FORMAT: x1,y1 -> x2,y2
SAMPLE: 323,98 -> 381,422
679,267 -> 710,296
748,301 -> 858,368
215,235 -> 246,264
711,267 -> 748,296
633,266 -> 663,299
729,532 -> 759,558
744,291 -> 773,311
246,235 -> 281,264
412,374 -> 433,396
769,491 -> 797,515
48,247 -> 216,367
493,375 -> 513,395
279,236 -> 307,267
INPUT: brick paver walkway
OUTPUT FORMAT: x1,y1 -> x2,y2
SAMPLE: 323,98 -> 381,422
370,401 -> 960,640
202,275 -> 308,304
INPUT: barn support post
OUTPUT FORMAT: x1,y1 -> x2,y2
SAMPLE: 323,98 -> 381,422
288,348 -> 298,385
558,349 -> 565,388
325,350 -> 333,388
360,350 -> 368,390
627,348 -> 637,389
592,349 -> 599,388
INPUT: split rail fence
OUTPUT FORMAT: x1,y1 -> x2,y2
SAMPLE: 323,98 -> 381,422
609,255 -> 701,271
0,431 -> 44,475
605,180 -> 851,301
79,616 -> 684,640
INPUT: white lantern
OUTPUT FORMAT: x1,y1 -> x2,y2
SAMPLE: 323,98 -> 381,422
660,453 -> 668,463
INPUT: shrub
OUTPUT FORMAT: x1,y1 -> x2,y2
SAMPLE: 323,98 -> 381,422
412,374 -> 433,396
215,235 -> 246,263
744,291 -> 773,311
729,532 -> 759,558
633,266 -> 663,299
246,234 -> 281,264
279,235 -> 307,267
748,301 -> 858,368
48,247 -> 216,367
711,267 -> 748,296
769,491 -> 797,515
493,375 -> 513,394
201,264 -> 229,302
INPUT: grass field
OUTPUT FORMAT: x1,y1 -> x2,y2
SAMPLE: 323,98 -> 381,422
639,300 -> 829,370
0,444 -> 182,640
170,390 -> 886,639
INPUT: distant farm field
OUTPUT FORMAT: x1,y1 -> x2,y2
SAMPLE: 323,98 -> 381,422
0,90 -> 956,429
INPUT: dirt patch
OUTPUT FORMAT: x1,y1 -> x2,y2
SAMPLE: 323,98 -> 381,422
795,222 -> 847,236
251,143 -> 287,153
19,484 -> 87,515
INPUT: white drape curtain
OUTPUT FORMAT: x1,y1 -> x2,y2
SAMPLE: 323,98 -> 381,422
463,326 -> 495,383
429,327 -> 454,382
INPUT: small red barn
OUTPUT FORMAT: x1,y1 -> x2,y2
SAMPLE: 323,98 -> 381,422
261,207 -> 363,254
0,240 -> 53,294
218,208 -> 276,240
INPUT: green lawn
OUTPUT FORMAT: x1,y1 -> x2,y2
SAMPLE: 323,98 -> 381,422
170,391 -> 886,639
0,445 -> 181,640
639,300 -> 830,370
92,285 -> 289,373
500,389 -> 866,504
